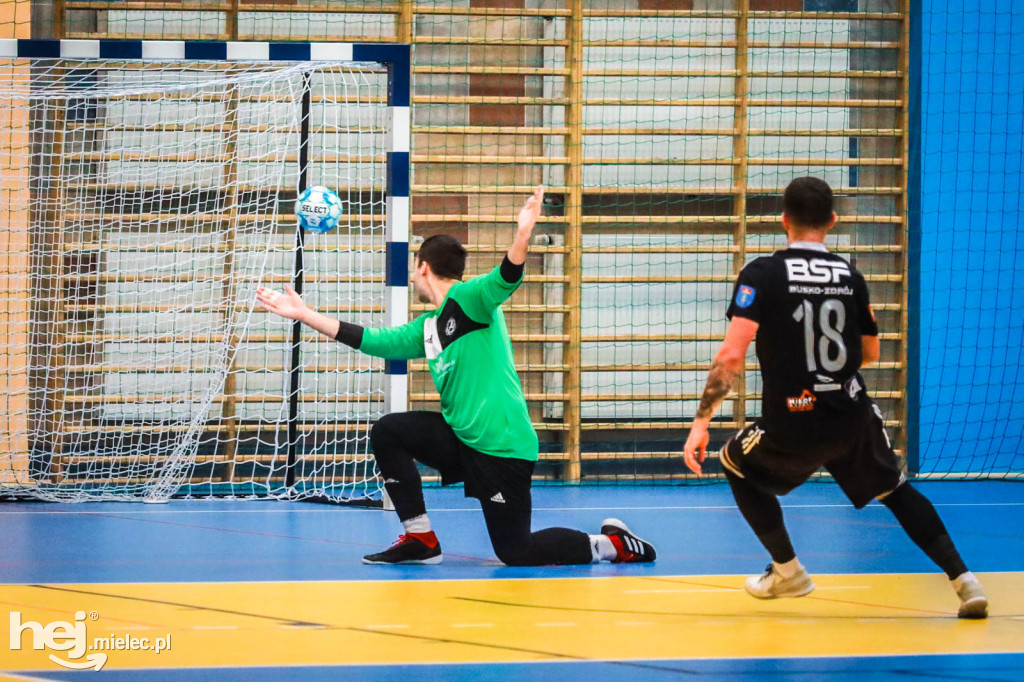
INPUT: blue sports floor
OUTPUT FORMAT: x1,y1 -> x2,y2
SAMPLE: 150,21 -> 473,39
2,481 -> 1023,679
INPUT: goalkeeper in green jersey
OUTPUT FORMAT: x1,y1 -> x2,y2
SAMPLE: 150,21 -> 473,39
257,187 -> 655,566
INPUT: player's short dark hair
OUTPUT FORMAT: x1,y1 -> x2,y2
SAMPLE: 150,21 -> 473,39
417,234 -> 467,280
783,177 -> 834,229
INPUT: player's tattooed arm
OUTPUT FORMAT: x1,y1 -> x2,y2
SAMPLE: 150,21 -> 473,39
685,358 -> 738,474
696,360 -> 739,420
686,318 -> 756,473
695,317 -> 758,420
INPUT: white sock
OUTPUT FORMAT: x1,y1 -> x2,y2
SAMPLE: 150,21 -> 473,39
589,534 -> 618,563
773,557 -> 804,579
402,514 -> 431,534
952,571 -> 977,588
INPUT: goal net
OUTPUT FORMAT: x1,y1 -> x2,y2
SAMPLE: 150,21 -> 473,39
0,52 -> 396,502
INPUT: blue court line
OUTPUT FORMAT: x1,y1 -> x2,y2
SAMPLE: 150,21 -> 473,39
22,652 -> 1024,681
1,482 -> 1022,584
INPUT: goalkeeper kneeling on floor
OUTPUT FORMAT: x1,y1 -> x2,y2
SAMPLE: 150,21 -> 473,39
257,186 -> 655,566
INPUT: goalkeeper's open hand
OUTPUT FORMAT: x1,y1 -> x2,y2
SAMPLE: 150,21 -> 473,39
256,284 -> 307,321
508,185 -> 545,265
516,185 -> 545,241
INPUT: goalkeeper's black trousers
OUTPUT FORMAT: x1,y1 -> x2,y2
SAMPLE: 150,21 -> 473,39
370,411 -> 594,566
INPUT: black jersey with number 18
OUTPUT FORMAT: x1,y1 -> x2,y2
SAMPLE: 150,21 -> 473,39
726,243 -> 879,444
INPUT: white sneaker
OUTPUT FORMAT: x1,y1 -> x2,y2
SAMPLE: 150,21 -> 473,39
745,563 -> 815,599
953,572 -> 988,619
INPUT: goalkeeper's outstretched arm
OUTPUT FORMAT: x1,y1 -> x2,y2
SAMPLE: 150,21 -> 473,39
256,285 -> 338,337
453,186 -> 545,319
507,185 -> 544,265
256,284 -> 424,358
256,285 -> 364,348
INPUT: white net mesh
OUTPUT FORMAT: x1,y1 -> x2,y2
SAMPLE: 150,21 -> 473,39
0,57 -> 389,502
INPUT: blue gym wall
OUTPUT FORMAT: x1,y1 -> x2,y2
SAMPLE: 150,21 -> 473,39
914,0 -> 1024,474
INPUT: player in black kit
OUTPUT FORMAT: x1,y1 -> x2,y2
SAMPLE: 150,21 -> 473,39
683,177 -> 988,619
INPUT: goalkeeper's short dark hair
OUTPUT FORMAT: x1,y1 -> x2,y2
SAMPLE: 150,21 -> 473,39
783,176 -> 834,229
417,234 -> 467,281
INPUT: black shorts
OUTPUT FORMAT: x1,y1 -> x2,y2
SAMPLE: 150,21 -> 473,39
720,403 -> 904,508
440,442 -> 535,509
376,411 -> 535,508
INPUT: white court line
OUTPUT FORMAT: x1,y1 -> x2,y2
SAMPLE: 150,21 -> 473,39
623,588 -> 737,594
193,625 -> 238,630
0,571 -> 1003,588
2,502 -> 1021,516
311,501 -> 979,510
624,585 -> 870,594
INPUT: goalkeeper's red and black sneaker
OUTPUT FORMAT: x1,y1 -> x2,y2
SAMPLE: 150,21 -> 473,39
362,531 -> 443,565
600,518 -> 657,563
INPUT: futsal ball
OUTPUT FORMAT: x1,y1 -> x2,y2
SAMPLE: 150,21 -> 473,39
295,186 -> 343,233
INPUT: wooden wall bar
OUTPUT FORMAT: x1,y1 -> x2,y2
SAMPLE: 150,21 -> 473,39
4,0 -> 909,483
0,1 -> 32,485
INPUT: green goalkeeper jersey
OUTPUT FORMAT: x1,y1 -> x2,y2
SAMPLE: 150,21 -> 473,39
358,263 -> 539,461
